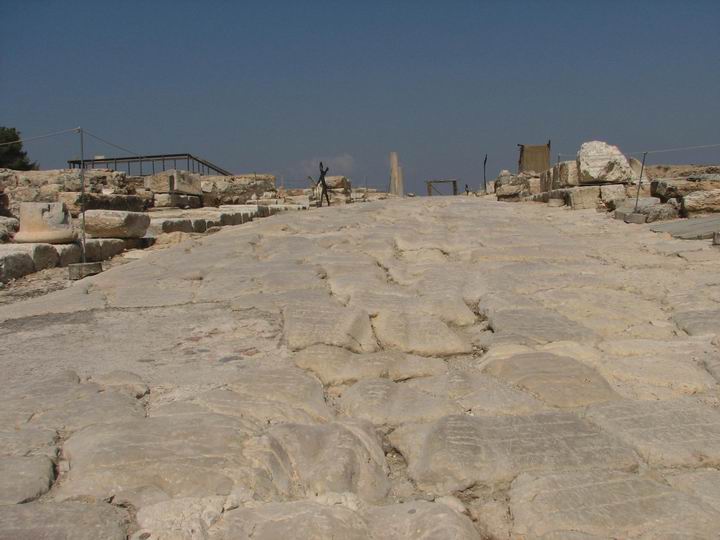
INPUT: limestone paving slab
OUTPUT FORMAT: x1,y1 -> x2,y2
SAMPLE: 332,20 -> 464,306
487,308 -> 596,345
372,311 -> 472,356
293,345 -> 446,386
482,352 -> 621,407
283,303 -> 379,353
0,455 -> 55,504
389,413 -> 639,492
214,500 -> 371,540
244,420 -> 390,502
405,370 -> 546,416
586,397 -> 720,467
0,502 -> 128,540
56,412 -> 261,506
339,378 -> 460,426
509,470 -> 720,539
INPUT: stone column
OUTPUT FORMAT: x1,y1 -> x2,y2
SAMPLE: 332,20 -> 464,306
389,152 -> 404,196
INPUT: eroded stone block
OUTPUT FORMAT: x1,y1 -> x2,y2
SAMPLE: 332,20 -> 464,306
0,502 -> 128,540
145,170 -> 202,196
510,470 -> 720,538
372,311 -> 472,356
339,378 -> 460,425
483,352 -> 620,407
283,304 -> 378,353
293,345 -> 446,386
84,210 -> 150,238
245,420 -> 389,502
0,455 -> 55,504
390,413 -> 638,492
586,398 -> 720,467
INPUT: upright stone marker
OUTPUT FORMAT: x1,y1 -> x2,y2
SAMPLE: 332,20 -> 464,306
389,152 -> 404,196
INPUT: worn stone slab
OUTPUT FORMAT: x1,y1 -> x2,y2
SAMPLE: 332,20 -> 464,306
199,367 -> 332,425
134,496 -> 225,540
55,413 -> 259,505
665,468 -> 720,512
586,398 -> 720,467
673,309 -> 720,336
510,470 -> 720,538
372,311 -> 472,356
363,500 -> 478,539
0,502 -> 128,540
283,304 -> 378,353
389,413 -> 638,492
245,420 -> 389,502
293,345 -> 446,386
0,455 -> 55,504
339,378 -> 460,425
589,347 -> 717,399
91,370 -> 149,398
215,501 -> 371,540
0,426 -> 57,459
650,215 -> 720,239
407,371 -> 545,416
483,352 -> 620,407
351,289 -> 476,327
0,370 -> 144,434
487,308 -> 595,344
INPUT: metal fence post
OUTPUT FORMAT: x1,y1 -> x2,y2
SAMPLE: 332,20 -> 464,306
633,152 -> 648,213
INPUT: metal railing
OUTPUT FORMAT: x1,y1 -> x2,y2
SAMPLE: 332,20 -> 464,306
67,152 -> 232,176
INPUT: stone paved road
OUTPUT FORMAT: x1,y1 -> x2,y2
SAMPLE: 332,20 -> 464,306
1,197 -> 719,539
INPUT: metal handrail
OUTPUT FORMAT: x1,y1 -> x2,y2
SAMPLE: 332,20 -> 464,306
67,152 -> 232,176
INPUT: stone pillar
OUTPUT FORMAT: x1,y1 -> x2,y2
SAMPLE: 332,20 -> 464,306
389,152 -> 404,196
13,202 -> 77,244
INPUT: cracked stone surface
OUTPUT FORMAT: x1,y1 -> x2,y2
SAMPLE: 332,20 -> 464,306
1,197 -> 719,539
509,470 -> 720,538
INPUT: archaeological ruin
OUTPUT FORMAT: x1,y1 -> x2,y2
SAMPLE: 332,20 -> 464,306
1,139 -> 720,539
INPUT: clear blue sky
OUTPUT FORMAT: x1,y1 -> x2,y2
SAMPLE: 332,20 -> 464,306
2,1 -> 719,192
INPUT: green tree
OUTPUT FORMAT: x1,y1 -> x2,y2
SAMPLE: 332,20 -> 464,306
0,127 -> 38,170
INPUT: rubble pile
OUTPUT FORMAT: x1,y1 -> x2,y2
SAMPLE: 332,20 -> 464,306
200,174 -> 277,207
495,141 -> 720,224
0,168 -> 150,217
